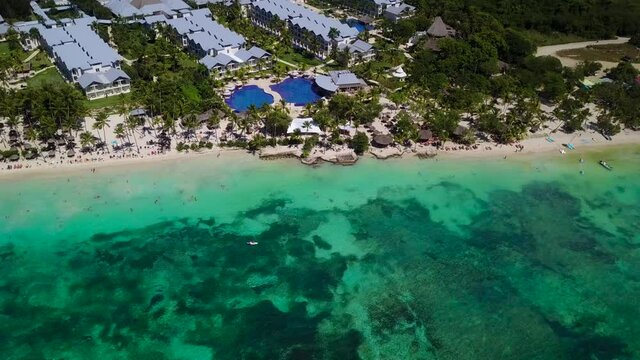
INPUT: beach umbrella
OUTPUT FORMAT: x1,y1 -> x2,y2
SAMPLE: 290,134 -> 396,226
67,149 -> 75,157
373,134 -> 393,147
66,135 -> 75,142
48,150 -> 56,158
24,152 -> 36,160
57,139 -> 66,146
9,154 -> 19,162
23,143 -> 33,150
0,154 -> 4,161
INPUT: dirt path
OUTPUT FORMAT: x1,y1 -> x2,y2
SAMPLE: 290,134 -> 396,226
536,37 -> 640,70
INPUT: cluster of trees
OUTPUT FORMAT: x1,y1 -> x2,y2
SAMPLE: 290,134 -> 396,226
100,23 -> 225,121
69,0 -> 113,20
0,0 -> 30,20
309,93 -> 382,130
404,0 -> 640,39
0,83 -> 87,140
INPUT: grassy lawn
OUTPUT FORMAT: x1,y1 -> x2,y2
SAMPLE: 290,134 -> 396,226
0,43 -> 13,56
276,49 -> 322,68
557,43 -> 640,63
84,93 -> 132,112
26,68 -> 65,87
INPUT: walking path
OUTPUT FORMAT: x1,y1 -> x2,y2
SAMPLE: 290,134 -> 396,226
275,57 -> 299,69
23,49 -> 40,63
536,37 -> 640,70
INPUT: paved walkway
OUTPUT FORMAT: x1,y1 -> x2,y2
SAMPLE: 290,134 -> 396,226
23,49 -> 40,63
536,37 -> 640,70
275,57 -> 299,69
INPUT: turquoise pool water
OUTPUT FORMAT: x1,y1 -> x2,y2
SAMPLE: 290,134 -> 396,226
225,85 -> 274,112
1,145 -> 640,359
270,77 -> 322,106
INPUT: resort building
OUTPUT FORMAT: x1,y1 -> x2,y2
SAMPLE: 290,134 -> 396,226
314,70 -> 367,93
382,2 -> 416,23
101,0 -> 192,18
327,0 -> 414,19
248,0 -> 371,60
338,39 -> 375,65
144,8 -> 272,76
39,17 -> 131,100
287,118 -> 323,135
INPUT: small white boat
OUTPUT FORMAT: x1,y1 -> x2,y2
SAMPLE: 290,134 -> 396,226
599,160 -> 612,171
247,241 -> 259,246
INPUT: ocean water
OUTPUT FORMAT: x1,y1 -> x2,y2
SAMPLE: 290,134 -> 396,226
1,146 -> 639,359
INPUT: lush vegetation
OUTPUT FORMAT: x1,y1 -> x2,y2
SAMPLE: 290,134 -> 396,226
69,0 -> 113,19
0,83 -> 88,140
405,0 -> 640,40
0,0 -> 31,20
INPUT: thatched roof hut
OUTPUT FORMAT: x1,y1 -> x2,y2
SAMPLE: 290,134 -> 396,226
427,17 -> 457,38
373,134 -> 393,147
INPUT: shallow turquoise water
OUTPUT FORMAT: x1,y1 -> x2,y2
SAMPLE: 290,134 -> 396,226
1,146 -> 639,359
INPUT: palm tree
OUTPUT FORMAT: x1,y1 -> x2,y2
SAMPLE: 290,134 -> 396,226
114,123 -> 127,145
92,110 -> 110,152
181,113 -> 199,141
80,131 -> 95,150
302,120 -> 312,135
279,98 -> 288,113
125,117 -> 140,153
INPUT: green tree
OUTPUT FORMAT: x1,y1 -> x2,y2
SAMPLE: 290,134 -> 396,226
351,131 -> 369,155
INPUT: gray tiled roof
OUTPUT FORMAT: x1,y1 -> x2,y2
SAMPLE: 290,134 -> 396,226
329,70 -> 365,86
78,68 -> 130,89
385,3 -> 415,15
166,10 -> 245,52
41,23 -> 122,71
340,39 -> 373,54
199,46 -> 270,69
103,0 -> 190,17
252,0 -> 358,42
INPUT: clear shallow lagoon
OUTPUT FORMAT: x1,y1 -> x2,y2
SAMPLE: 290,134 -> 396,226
225,85 -> 274,112
1,146 -> 640,359
270,77 -> 322,106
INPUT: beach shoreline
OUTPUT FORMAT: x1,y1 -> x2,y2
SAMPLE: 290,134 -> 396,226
1,128 -> 638,182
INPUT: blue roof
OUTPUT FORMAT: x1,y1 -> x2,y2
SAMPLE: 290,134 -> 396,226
252,0 -> 358,42
77,68 -> 130,89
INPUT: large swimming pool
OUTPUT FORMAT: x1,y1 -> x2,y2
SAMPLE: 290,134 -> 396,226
270,77 -> 322,106
226,85 -> 274,112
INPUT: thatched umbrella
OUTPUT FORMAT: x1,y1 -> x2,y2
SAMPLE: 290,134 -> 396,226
57,139 -> 66,146
48,150 -> 56,158
66,135 -> 75,142
418,129 -> 433,142
24,151 -> 37,160
0,154 -> 4,161
9,154 -> 19,162
373,134 -> 393,147
23,143 -> 33,150
67,149 -> 75,157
